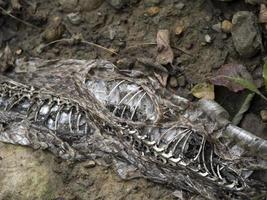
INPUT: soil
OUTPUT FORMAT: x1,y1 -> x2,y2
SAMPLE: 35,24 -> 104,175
0,0 -> 266,199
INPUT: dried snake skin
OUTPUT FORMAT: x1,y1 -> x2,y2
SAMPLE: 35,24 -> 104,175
0,59 -> 266,199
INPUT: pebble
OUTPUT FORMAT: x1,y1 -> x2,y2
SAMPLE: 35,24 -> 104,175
83,160 -> 96,168
221,20 -> 232,33
231,11 -> 262,58
169,76 -> 178,88
175,2 -> 185,10
260,110 -> 267,122
204,34 -> 212,43
146,6 -> 160,16
212,22 -> 222,32
174,24 -> 184,36
67,13 -> 82,25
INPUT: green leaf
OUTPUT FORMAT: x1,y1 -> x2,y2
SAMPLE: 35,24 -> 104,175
263,62 -> 267,92
226,76 -> 261,95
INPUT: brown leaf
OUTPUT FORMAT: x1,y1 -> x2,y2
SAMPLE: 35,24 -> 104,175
156,29 -> 174,65
210,63 -> 254,92
0,45 -> 15,73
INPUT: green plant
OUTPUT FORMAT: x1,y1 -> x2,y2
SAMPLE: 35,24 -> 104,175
226,63 -> 267,102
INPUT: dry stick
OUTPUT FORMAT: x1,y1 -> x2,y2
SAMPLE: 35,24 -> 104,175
41,38 -> 118,55
0,6 -> 40,29
81,40 -> 118,55
125,42 -> 193,56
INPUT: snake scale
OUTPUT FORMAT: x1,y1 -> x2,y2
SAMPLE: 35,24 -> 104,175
0,59 -> 266,199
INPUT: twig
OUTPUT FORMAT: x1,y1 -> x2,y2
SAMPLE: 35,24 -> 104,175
0,6 -> 40,29
125,42 -> 192,56
40,37 -> 118,55
81,41 -> 118,55
232,93 -> 255,125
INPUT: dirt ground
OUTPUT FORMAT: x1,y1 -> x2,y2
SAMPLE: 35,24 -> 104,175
0,0 -> 266,199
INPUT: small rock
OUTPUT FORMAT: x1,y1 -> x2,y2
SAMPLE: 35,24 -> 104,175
146,6 -> 160,16
204,34 -> 212,43
231,11 -> 262,58
177,76 -> 186,87
15,48 -> 22,55
174,24 -> 184,36
260,110 -> 267,122
67,13 -> 82,25
221,20 -> 232,33
169,76 -> 178,88
83,160 -> 96,168
212,22 -> 222,32
175,2 -> 185,10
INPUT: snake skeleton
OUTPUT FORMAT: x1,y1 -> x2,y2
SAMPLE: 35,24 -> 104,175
0,59 -> 266,199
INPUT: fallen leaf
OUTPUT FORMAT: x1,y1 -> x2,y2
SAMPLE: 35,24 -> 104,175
191,83 -> 215,100
156,29 -> 174,65
227,77 -> 261,95
210,63 -> 254,92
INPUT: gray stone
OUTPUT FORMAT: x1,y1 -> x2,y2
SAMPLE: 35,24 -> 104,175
231,11 -> 262,58
175,2 -> 185,10
67,13 -> 82,25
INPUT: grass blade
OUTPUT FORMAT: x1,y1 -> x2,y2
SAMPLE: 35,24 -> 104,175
226,76 -> 260,94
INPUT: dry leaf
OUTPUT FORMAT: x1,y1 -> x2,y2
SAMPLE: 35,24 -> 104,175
0,45 -> 15,73
210,63 -> 254,92
156,29 -> 174,65
191,83 -> 215,100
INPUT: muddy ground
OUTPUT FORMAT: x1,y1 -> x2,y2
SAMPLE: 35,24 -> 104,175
0,0 -> 266,199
